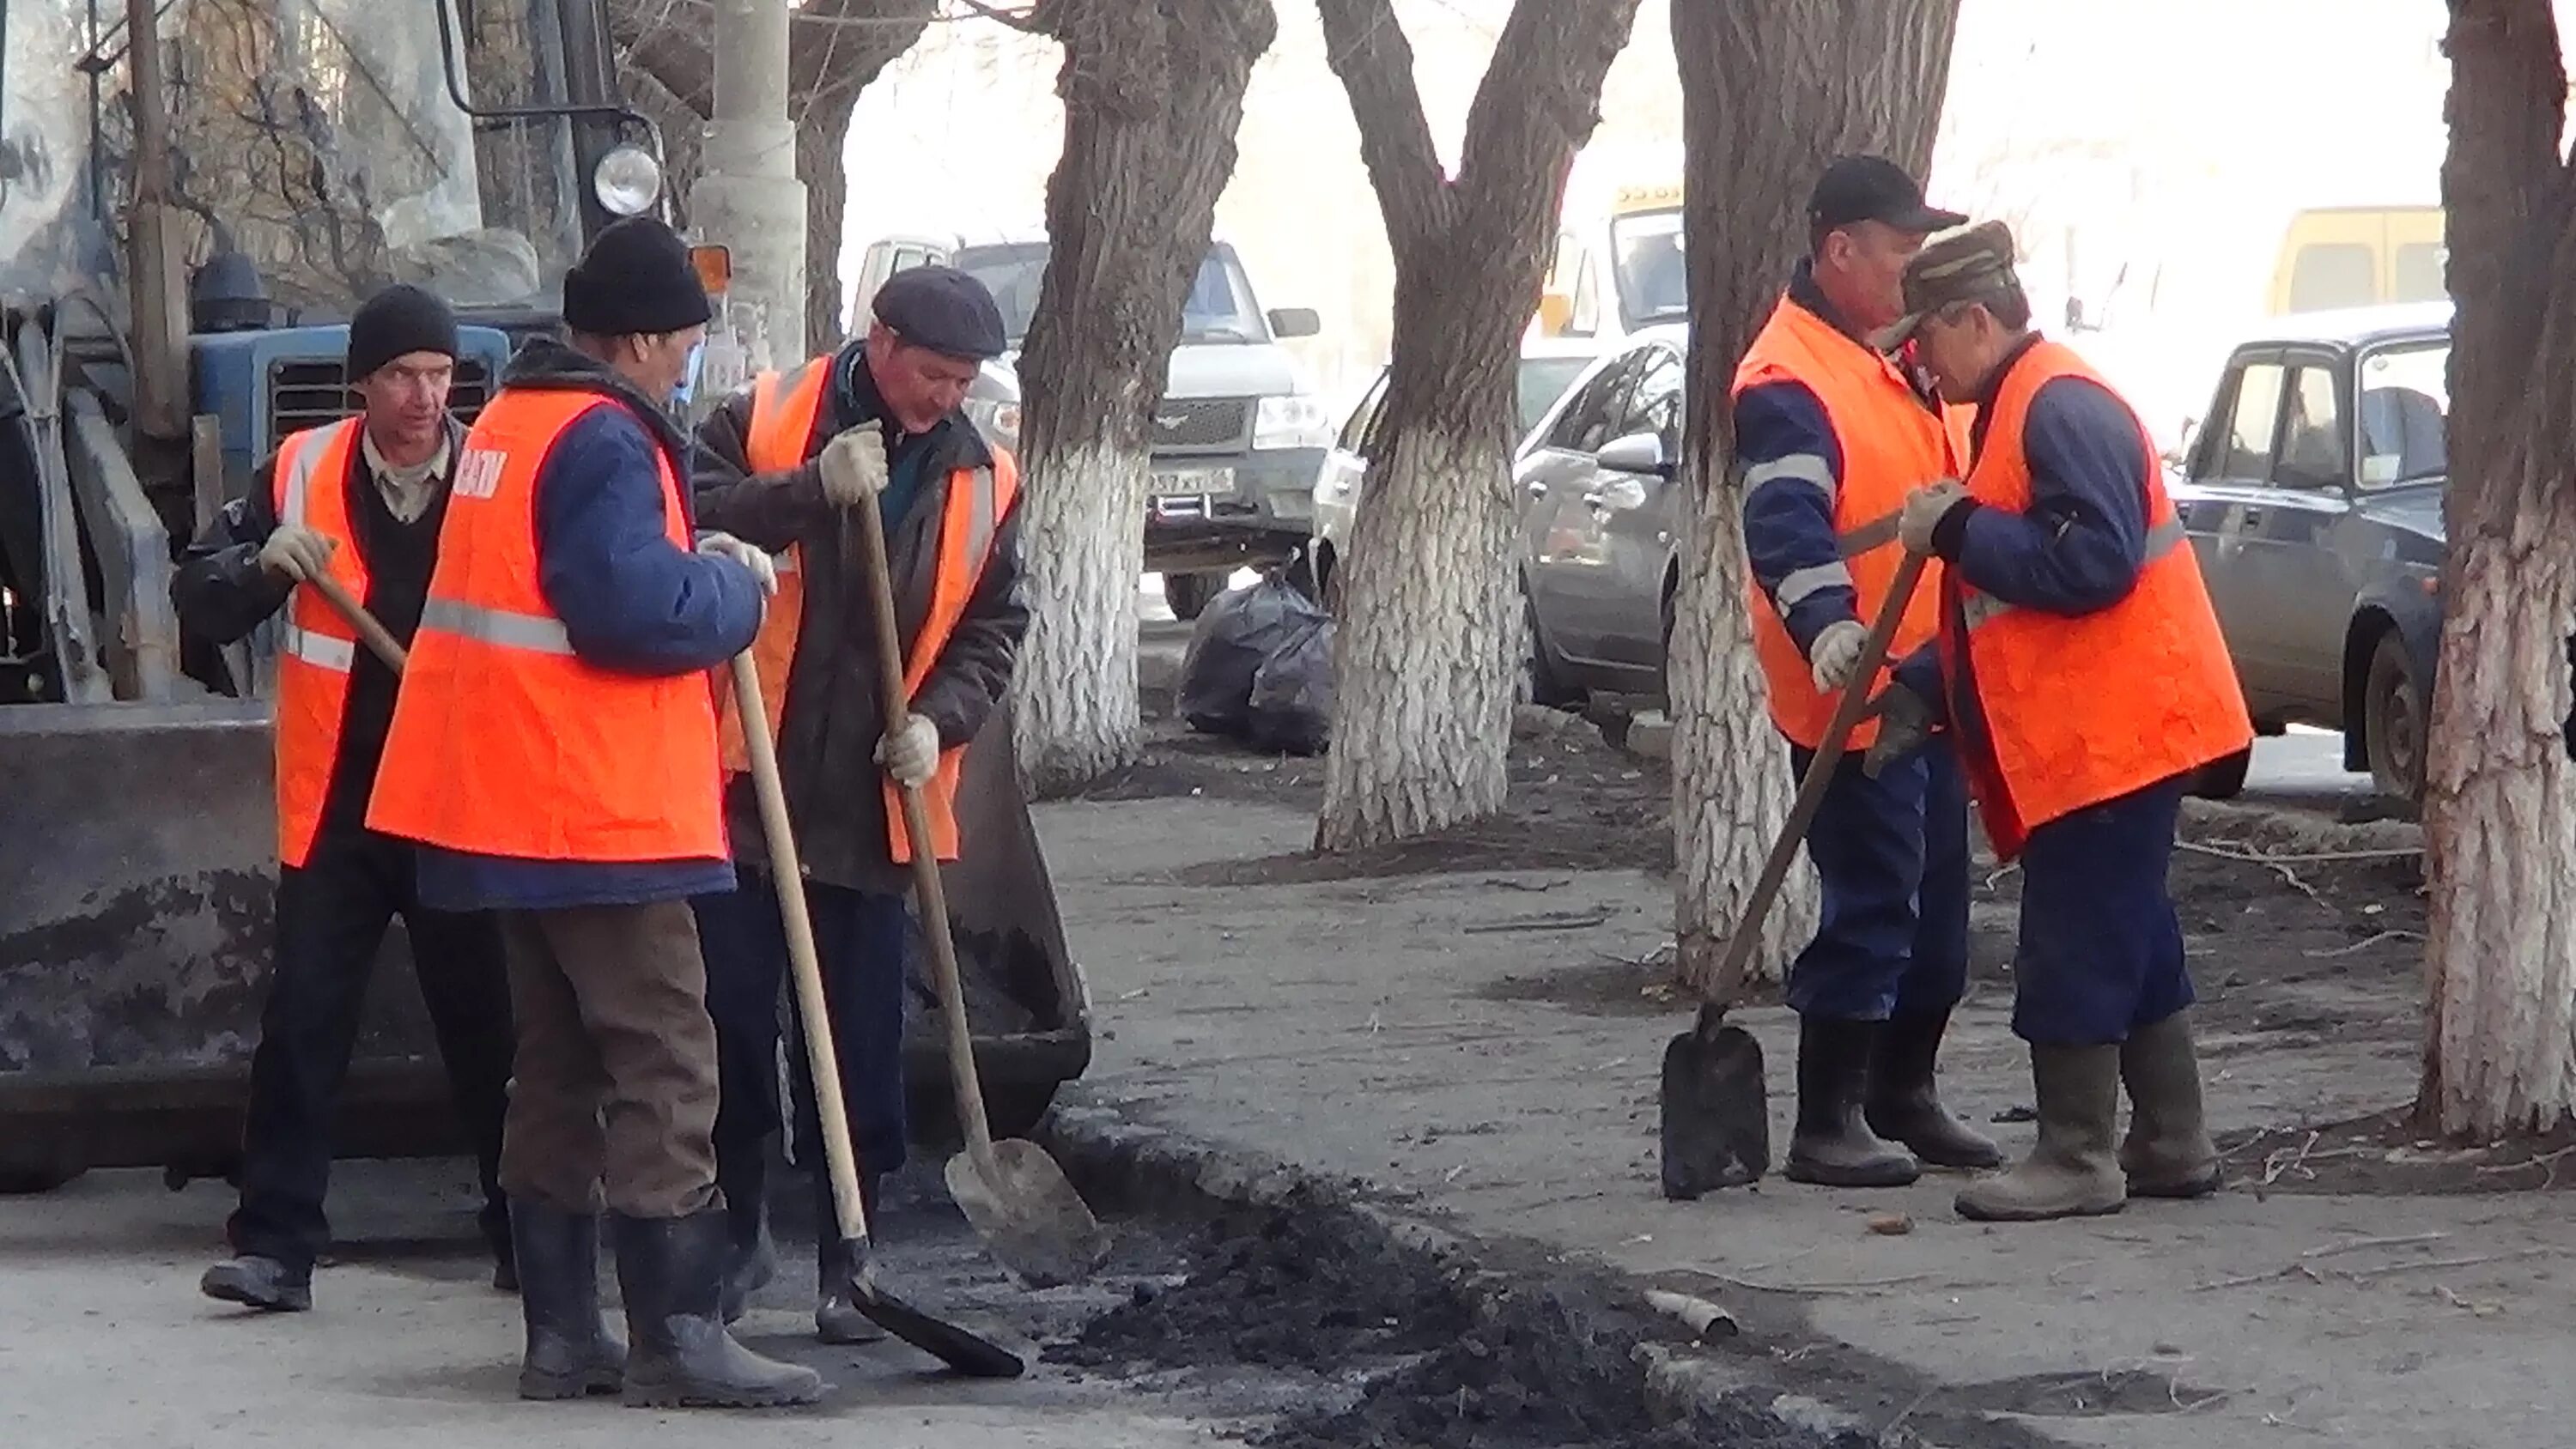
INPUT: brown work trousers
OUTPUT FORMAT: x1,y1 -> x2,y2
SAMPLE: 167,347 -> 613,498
495,901 -> 721,1219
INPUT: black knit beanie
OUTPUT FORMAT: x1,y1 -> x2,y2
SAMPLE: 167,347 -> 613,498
562,217 -> 713,337
346,283 -> 459,381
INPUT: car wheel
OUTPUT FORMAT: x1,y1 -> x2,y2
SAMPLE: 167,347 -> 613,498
2190,746 -> 2251,800
1163,571 -> 1220,622
2362,632 -> 2428,802
1524,592 -> 1581,707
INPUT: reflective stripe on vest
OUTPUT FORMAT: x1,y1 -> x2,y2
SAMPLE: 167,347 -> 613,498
1939,341 -> 2253,860
1731,295 -> 1970,750
270,418 -> 367,868
720,355 -> 1021,865
364,387 -> 727,864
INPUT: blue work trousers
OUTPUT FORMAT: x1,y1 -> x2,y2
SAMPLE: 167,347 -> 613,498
1783,739 -> 1971,1022
2010,775 -> 2196,1046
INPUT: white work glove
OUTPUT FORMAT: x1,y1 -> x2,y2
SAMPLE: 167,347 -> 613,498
696,531 -> 779,597
1897,478 -> 1971,556
257,524 -> 337,583
1807,619 -> 1869,694
818,421 -> 890,508
875,712 -> 940,788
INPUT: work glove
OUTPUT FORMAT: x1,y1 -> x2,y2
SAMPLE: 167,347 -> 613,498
257,524 -> 337,583
1807,618 -> 1870,695
876,712 -> 940,788
1860,683 -> 1935,779
696,531 -> 779,597
818,421 -> 890,508
1897,478 -> 1971,556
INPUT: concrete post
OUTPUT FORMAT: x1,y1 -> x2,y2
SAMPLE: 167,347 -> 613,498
690,0 -> 809,373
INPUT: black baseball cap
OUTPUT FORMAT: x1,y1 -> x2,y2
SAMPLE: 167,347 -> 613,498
872,265 -> 1009,361
1807,155 -> 1965,237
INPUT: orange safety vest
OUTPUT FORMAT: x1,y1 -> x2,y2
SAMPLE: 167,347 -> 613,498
1938,340 -> 2252,861
711,356 -> 1023,864
268,417 -> 367,869
1732,296 -> 1969,750
366,388 -> 727,863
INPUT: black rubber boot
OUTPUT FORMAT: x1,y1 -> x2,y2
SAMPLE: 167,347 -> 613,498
1864,1009 -> 2005,1170
814,1173 -> 885,1346
200,1254 -> 313,1313
717,1171 -> 775,1325
613,1210 -> 825,1409
509,1198 -> 625,1400
2119,1010 -> 2221,1199
1783,1017 -> 1920,1188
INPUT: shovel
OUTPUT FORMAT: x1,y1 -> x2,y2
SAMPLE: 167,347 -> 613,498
729,648 -> 1026,1379
1658,550 -> 1929,1200
306,573 -> 409,672
845,500 -> 1111,1288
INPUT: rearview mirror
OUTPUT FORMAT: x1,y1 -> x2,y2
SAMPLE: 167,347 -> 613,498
1267,307 -> 1321,339
1596,431 -> 1672,478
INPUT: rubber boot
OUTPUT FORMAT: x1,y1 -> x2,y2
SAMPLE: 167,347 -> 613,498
199,1254 -> 313,1313
1864,1009 -> 2005,1170
1955,1045 -> 2127,1222
1783,1017 -> 1921,1188
508,1198 -> 625,1400
717,1176 -> 775,1325
2118,1011 -> 2221,1199
815,1173 -> 886,1346
613,1210 -> 826,1409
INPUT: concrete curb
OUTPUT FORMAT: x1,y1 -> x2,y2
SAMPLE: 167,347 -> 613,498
1036,1098 -> 2063,1449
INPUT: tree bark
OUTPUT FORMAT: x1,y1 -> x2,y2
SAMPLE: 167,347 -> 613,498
2417,0 -> 2576,1139
1666,1 -> 1959,991
1312,0 -> 1643,852
1012,0 -> 1277,795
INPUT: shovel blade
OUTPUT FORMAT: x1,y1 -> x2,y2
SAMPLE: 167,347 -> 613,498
1658,1021 -> 1770,1199
946,1138 -> 1113,1289
835,1235 -> 1026,1379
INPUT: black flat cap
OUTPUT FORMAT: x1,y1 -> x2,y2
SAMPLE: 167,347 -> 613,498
873,265 -> 1008,361
1808,155 -> 1966,236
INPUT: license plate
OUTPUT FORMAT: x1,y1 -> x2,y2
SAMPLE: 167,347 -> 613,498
1151,466 -> 1236,498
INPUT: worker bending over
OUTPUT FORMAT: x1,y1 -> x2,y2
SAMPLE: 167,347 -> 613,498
1734,155 -> 1996,1187
1874,221 -> 2250,1222
369,218 -> 822,1407
690,264 -> 1026,1340
176,285 -> 516,1312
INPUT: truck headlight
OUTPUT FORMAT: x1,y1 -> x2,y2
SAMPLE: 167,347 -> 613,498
1254,394 -> 1334,451
594,144 -> 664,218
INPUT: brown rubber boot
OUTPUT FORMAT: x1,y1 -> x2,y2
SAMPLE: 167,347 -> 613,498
1864,1008 -> 2005,1170
2118,1010 -> 2221,1199
1783,1017 -> 1921,1188
1955,1044 -> 2126,1222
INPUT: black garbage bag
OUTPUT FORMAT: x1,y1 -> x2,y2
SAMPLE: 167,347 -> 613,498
1248,615 -> 1334,756
1179,575 -> 1323,738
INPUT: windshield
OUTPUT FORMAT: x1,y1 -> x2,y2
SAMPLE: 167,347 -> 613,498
956,241 -> 1268,346
1610,208 -> 1686,330
2354,339 -> 2448,487
1517,355 -> 1593,434
2,0 -> 582,317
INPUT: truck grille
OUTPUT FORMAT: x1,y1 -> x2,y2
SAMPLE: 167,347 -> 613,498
267,358 -> 495,442
1150,397 -> 1249,452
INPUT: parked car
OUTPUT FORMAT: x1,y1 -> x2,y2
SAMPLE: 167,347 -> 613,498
1309,336 -> 1603,600
853,233 -> 1331,621
2169,302 -> 2451,801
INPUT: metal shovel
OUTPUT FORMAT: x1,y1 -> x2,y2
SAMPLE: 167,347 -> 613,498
1658,551 -> 1929,1199
845,500 -> 1111,1289
729,649 -> 1025,1378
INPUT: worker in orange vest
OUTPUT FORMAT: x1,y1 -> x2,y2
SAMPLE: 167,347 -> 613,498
1734,156 -> 1998,1188
1873,221 -> 2251,1222
368,218 -> 822,1408
173,284 -> 516,1313
689,265 -> 1024,1342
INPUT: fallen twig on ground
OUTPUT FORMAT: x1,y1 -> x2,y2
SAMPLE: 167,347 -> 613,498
2301,1231 -> 2448,1259
2304,930 -> 2424,958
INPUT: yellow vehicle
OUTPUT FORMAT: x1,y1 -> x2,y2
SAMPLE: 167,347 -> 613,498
1535,182 -> 1686,343
2268,206 -> 2445,314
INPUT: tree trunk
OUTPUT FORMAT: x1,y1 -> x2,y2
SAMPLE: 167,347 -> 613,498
1012,0 -> 1277,795
2417,0 -> 2576,1139
1666,1 -> 1959,991
1312,0 -> 1643,852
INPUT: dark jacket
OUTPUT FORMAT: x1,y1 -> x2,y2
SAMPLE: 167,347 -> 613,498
412,337 -> 765,913
692,340 -> 1029,895
172,417 -> 460,850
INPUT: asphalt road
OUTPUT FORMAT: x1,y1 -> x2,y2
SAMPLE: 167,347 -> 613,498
2237,724 -> 2379,815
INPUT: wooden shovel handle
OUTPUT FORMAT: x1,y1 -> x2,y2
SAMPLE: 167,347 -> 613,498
306,573 -> 407,674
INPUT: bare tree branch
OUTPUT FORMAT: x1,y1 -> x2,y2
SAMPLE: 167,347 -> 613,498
1315,0 -> 1452,253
